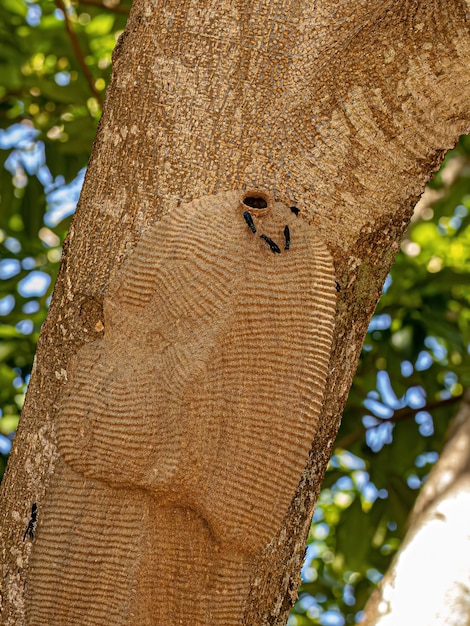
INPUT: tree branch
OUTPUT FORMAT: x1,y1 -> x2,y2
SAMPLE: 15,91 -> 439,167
335,393 -> 464,451
361,389 -> 470,625
54,0 -> 104,107
76,0 -> 131,15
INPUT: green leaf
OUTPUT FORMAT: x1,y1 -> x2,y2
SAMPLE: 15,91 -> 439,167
335,497 -> 373,572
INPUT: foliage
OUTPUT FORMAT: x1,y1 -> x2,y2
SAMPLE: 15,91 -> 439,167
1,2 -> 469,624
0,0 -> 128,475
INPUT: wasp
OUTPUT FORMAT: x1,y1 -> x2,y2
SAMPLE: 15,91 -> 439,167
243,211 -> 257,233
260,234 -> 281,254
23,502 -> 38,541
284,225 -> 290,250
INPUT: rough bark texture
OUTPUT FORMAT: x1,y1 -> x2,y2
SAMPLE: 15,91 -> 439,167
1,1 -> 470,624
362,391 -> 470,626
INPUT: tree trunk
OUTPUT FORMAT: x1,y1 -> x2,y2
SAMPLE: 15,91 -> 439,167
1,1 -> 469,624
362,391 -> 470,626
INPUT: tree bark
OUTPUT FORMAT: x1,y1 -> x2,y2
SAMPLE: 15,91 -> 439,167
1,1 -> 470,624
362,391 -> 470,626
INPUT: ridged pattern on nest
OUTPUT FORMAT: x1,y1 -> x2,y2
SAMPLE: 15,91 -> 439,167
27,189 -> 337,624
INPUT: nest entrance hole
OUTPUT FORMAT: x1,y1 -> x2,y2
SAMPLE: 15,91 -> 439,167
240,190 -> 272,217
243,195 -> 268,209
